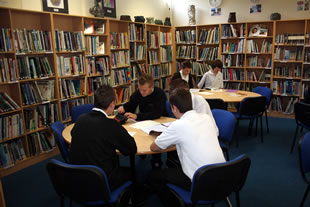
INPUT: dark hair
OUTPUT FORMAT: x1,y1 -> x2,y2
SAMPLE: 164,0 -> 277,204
94,85 -> 116,110
169,88 -> 192,113
211,59 -> 223,69
138,73 -> 154,86
182,61 -> 192,69
168,78 -> 189,95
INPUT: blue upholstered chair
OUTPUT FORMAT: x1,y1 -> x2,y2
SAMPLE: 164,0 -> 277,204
71,104 -> 94,123
46,159 -> 132,207
298,132 -> 310,207
212,109 -> 236,160
233,96 -> 266,146
51,121 -> 70,163
167,154 -> 251,207
253,86 -> 273,133
290,102 -> 310,153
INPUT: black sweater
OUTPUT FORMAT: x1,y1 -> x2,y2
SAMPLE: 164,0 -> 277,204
123,87 -> 167,121
171,71 -> 196,88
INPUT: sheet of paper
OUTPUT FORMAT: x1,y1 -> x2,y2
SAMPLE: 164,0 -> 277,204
229,93 -> 241,97
130,120 -> 160,129
198,92 -> 214,95
141,124 -> 167,135
128,132 -> 136,137
189,88 -> 200,93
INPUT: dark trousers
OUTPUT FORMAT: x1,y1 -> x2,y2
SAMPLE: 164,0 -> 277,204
108,167 -> 132,191
146,167 -> 192,207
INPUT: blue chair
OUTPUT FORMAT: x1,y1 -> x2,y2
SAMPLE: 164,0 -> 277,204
71,104 -> 94,123
233,96 -> 266,146
212,109 -> 236,161
290,102 -> 310,153
51,121 -> 70,163
253,86 -> 273,133
298,132 -> 310,207
166,100 -> 175,118
46,159 -> 132,207
167,154 -> 251,207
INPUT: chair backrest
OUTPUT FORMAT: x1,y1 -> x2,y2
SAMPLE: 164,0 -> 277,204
190,154 -> 251,203
298,132 -> 310,183
294,102 -> 310,128
51,121 -> 70,163
239,96 -> 266,117
253,86 -> 273,106
71,104 -> 94,123
206,98 -> 226,110
211,109 -> 235,143
46,159 -> 112,203
166,100 -> 175,118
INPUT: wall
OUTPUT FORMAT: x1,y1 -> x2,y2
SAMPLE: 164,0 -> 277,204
172,0 -> 310,26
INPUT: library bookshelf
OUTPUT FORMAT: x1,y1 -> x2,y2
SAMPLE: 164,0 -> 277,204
0,7 -> 173,207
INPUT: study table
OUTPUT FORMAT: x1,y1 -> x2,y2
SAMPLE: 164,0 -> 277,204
192,89 -> 261,103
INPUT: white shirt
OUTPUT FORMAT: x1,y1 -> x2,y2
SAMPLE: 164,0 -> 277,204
155,110 -> 226,180
198,70 -> 223,89
180,70 -> 189,83
92,107 -> 108,117
191,93 -> 219,136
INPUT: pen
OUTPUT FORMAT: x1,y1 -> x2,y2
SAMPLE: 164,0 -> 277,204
161,123 -> 168,127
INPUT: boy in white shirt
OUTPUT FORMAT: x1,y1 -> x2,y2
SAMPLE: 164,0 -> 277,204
198,59 -> 224,89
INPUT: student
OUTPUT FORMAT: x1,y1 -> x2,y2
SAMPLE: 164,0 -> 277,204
69,85 -> 137,191
171,61 -> 196,88
148,88 -> 226,206
198,59 -> 224,89
117,73 -> 167,121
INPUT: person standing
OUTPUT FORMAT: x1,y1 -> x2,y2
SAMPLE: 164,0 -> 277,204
198,59 -> 224,89
171,61 -> 196,88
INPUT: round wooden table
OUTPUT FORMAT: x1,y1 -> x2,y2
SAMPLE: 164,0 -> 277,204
62,116 -> 176,155
192,89 -> 261,103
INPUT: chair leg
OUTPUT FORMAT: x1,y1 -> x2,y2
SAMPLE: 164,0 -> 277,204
260,116 -> 263,143
290,125 -> 300,153
265,110 -> 269,133
235,191 -> 240,207
300,185 -> 310,207
225,197 -> 233,207
255,117 -> 258,137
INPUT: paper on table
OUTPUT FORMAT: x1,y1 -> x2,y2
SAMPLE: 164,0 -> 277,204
229,93 -> 241,97
130,120 -> 160,129
128,132 -> 136,137
198,92 -> 214,95
189,88 -> 200,93
141,124 -> 167,135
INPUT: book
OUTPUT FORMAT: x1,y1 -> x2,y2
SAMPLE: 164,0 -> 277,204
84,23 -> 94,34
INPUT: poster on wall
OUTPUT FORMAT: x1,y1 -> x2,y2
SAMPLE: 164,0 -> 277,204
249,4 -> 261,14
102,0 -> 116,18
42,0 -> 68,14
297,0 -> 309,11
211,8 -> 221,16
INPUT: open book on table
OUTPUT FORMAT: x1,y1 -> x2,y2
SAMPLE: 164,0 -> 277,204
130,120 -> 173,136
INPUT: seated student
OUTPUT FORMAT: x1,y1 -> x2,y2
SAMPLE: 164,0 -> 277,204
69,85 -> 137,191
198,59 -> 224,89
117,73 -> 167,121
171,61 -> 196,88
147,88 -> 226,206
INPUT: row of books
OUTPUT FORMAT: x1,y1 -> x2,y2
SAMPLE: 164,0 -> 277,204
86,56 -> 110,76
131,63 -> 146,80
198,27 -> 220,44
130,43 -> 146,60
274,48 -> 303,61
61,98 -> 86,121
59,78 -> 85,99
304,51 -> 310,62
274,65 -> 302,77
0,28 -> 12,52
159,32 -> 172,45
175,30 -> 196,44
198,47 -> 219,61
193,62 -> 212,76
84,21 -> 105,35
20,80 -> 55,105
161,76 -> 171,90
271,97 -> 298,114
24,103 -> 59,132
110,50 -> 130,68
0,92 -> 20,113
224,82 -> 244,90
85,36 -> 105,55
129,24 -> 144,41
147,65 -> 160,78
17,56 -> 53,80
28,131 -> 55,157
0,139 -> 26,168
0,113 -> 24,141
0,57 -> 18,82
56,55 -> 85,76
110,32 -> 128,49
148,50 -> 159,65
223,69 -> 245,81
275,34 -> 304,44
272,80 -> 300,95
14,29 -> 52,53
247,56 -> 271,68
114,87 -> 131,105
110,67 -> 131,86
221,24 -> 245,38
222,39 -> 245,53
88,76 -> 111,95
301,83 -> 309,98
306,33 -> 310,46
147,31 -> 159,48
222,54 -> 244,67
246,70 -> 270,82
160,46 -> 172,62
54,30 -> 85,52
246,39 -> 272,53
161,63 -> 171,77
176,45 -> 196,59
303,68 -> 310,79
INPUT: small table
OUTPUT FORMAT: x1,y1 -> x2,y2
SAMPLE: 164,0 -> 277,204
193,89 -> 261,103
